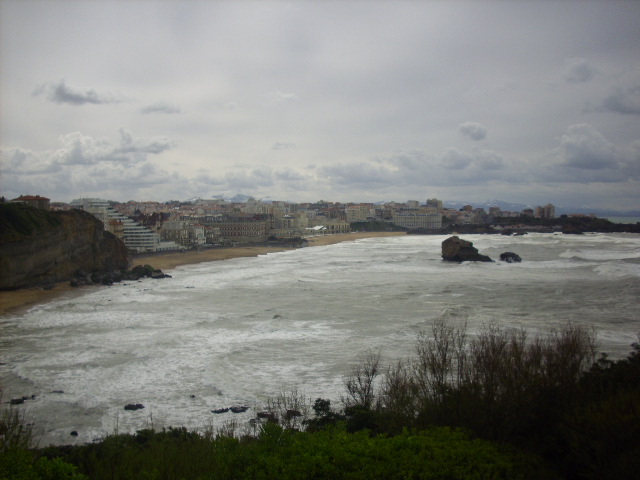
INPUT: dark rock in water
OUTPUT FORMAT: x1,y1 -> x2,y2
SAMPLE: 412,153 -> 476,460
230,406 -> 249,413
150,270 -> 171,279
124,403 -> 145,411
212,408 -> 230,414
441,236 -> 492,262
70,431 -> 78,436
131,265 -> 151,279
500,252 -> 522,263
10,398 -> 25,405
257,411 -> 276,420
51,390 -> 64,394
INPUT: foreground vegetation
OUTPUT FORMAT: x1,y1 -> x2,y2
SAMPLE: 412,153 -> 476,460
2,322 -> 638,479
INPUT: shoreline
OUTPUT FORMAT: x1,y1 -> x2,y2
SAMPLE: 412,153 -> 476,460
0,231 -> 405,315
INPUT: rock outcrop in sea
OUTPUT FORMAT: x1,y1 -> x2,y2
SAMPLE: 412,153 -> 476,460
441,236 -> 493,262
499,252 -> 522,263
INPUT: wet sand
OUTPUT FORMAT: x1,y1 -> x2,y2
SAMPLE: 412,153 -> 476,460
0,231 -> 405,315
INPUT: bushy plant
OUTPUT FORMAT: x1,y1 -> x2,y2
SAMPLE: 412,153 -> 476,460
1,398 -> 86,480
342,319 -> 598,455
560,342 -> 640,479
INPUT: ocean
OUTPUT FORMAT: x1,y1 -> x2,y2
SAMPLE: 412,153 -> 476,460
1,232 -> 639,446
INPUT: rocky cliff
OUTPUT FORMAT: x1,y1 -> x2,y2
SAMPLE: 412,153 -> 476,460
0,204 -> 129,290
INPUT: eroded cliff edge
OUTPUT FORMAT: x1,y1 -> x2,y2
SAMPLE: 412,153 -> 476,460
0,204 -> 129,290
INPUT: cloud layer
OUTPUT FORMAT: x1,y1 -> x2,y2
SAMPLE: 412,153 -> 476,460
1,1 -> 639,210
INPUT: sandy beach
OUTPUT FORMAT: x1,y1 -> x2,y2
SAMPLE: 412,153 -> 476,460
0,231 -> 405,315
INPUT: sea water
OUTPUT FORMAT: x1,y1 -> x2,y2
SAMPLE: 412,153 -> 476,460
1,233 -> 639,446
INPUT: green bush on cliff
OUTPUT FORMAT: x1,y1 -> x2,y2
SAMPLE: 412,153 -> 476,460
0,204 -> 61,242
39,425 -> 529,480
0,404 -> 86,479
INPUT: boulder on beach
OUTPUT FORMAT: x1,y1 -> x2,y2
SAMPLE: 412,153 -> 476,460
441,236 -> 492,262
124,403 -> 145,411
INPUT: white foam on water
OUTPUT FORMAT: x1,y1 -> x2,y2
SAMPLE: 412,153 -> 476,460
1,232 -> 639,445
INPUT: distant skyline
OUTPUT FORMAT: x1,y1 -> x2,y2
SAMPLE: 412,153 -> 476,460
1,1 -> 639,211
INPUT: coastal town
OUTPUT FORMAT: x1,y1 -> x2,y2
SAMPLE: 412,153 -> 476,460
6,194 -> 565,253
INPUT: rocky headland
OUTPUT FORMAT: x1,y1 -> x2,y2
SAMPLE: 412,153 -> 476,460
0,203 -> 130,290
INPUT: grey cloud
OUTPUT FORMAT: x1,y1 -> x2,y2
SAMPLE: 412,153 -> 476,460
274,168 -> 306,182
1,130 -> 174,192
267,90 -> 298,105
33,80 -> 122,105
87,161 -> 175,189
320,162 -> 398,187
600,85 -> 640,115
440,148 -> 473,170
193,172 -> 226,187
386,150 -> 431,170
560,124 -> 618,170
1,148 -> 182,203
477,150 -> 505,170
194,166 -> 312,194
458,122 -> 487,141
319,147 -> 511,192
563,58 -> 597,83
140,103 -> 182,114
272,142 -> 296,150
1,147 -> 62,175
50,130 -> 173,166
225,166 -> 275,189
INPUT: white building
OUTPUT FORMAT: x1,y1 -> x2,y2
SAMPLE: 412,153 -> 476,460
390,212 -> 442,230
70,198 -> 170,253
345,205 -> 373,223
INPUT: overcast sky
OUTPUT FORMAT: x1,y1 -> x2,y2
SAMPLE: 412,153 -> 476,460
1,1 -> 639,210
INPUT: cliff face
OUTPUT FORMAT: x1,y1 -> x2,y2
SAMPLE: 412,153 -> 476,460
0,204 -> 129,290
